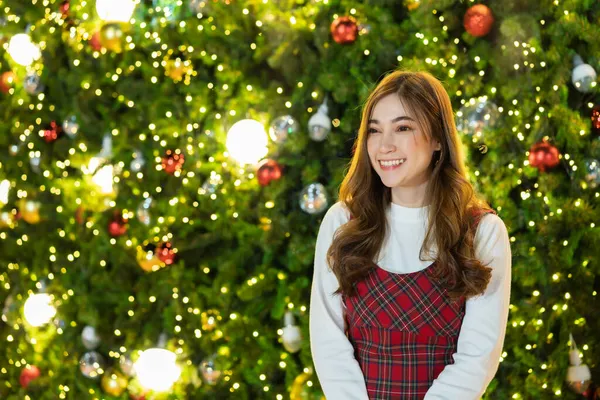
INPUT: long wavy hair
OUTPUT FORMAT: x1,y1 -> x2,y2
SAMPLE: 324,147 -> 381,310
328,70 -> 493,300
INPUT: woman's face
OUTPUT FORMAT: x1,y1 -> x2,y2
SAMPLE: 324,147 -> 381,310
366,94 -> 441,192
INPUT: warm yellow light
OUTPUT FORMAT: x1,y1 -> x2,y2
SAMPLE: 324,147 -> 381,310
134,348 -> 181,391
96,0 -> 137,22
8,34 -> 41,66
226,119 -> 268,165
24,293 -> 56,327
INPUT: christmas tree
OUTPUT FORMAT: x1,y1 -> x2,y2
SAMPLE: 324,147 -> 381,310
0,0 -> 599,399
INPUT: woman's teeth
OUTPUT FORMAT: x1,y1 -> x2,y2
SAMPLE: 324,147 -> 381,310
379,159 -> 406,167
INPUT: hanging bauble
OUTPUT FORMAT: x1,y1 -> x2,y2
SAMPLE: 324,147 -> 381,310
269,115 -> 299,143
101,369 -> 128,396
199,355 -> 223,385
161,149 -> 185,174
282,311 -> 302,353
19,365 -> 41,388
584,159 -> 600,188
136,197 -> 153,226
299,183 -> 329,214
80,351 -> 106,379
157,242 -> 177,265
62,115 -> 80,138
137,246 -> 162,272
130,149 -> 145,172
226,119 -> 268,165
404,0 -> 420,11
464,4 -> 494,37
82,325 -> 101,350
330,16 -> 358,45
528,141 -> 560,172
308,100 -> 332,141
108,211 -> 128,237
23,72 -> 44,95
119,353 -> 136,377
100,23 -> 125,53
592,105 -> 600,133
567,333 -> 592,394
572,54 -> 597,93
456,98 -> 500,138
43,121 -> 62,143
19,199 -> 41,224
89,31 -> 103,51
0,71 -> 15,94
257,159 -> 283,186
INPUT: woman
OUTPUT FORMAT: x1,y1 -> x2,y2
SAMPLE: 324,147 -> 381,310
309,70 -> 511,399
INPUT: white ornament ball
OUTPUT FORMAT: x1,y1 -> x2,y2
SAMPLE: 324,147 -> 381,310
82,325 -> 101,350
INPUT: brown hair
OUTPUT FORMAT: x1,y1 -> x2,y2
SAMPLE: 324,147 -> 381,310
327,70 -> 493,300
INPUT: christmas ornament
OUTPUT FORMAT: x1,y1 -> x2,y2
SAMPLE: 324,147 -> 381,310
23,292 -> 56,327
89,31 -> 103,51
162,149 -> 185,174
282,311 -> 302,353
165,57 -> 193,83
23,72 -> 43,95
100,23 -> 125,52
592,105 -> 600,133
201,309 -> 220,331
19,200 -> 41,224
584,159 -> 600,188
157,242 -> 177,265
199,355 -> 222,385
269,115 -> 299,143
119,353 -> 136,376
101,369 -> 128,396
308,100 -> 332,141
528,141 -> 560,172
80,351 -> 106,379
299,183 -> 328,214
59,1 -> 70,18
43,121 -> 62,143
62,115 -> 79,138
257,159 -> 283,186
0,211 -> 15,229
108,211 -> 128,237
1,71 -> 16,93
19,365 -> 41,388
8,33 -> 41,66
82,325 -> 101,350
456,98 -> 500,138
330,16 -> 358,45
226,119 -> 268,165
130,149 -> 145,172
404,0 -> 420,11
464,4 -> 494,37
136,197 -> 153,225
137,246 -> 162,272
567,333 -> 592,394
96,0 -> 137,22
572,54 -> 597,93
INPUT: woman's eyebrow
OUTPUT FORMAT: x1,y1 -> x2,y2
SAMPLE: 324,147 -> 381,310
368,116 -> 415,124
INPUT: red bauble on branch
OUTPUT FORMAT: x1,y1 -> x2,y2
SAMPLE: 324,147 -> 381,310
157,242 -> 177,265
43,121 -> 63,143
257,159 -> 283,186
20,365 -> 41,388
330,16 -> 358,45
162,149 -> 185,174
108,211 -> 128,237
464,4 -> 494,37
529,141 -> 560,172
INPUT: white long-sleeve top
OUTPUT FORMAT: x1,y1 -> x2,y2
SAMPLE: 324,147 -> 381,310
309,201 -> 512,400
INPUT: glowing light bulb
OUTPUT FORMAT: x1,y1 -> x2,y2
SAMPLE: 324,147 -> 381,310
8,34 -> 41,66
92,165 -> 114,194
23,293 -> 56,327
134,348 -> 181,392
96,0 -> 137,23
226,119 -> 268,165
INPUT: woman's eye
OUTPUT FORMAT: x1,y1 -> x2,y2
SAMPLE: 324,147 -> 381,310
397,126 -> 412,132
367,128 -> 379,134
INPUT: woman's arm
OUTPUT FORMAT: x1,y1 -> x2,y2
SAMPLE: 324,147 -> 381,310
309,202 -> 370,400
424,213 -> 512,400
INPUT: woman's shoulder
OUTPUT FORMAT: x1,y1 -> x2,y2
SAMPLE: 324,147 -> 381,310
321,201 -> 352,228
474,210 -> 509,242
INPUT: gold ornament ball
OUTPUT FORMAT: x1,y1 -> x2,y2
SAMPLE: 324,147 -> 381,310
404,0 -> 421,10
19,200 -> 41,224
136,246 -> 162,272
101,369 -> 128,396
100,23 -> 124,52
0,212 -> 15,229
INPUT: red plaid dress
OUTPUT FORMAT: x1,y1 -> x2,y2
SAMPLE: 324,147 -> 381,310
343,209 -> 496,399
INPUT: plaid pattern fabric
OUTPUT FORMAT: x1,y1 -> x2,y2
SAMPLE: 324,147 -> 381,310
343,208 -> 496,400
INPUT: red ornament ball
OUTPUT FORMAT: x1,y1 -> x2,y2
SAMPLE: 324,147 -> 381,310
592,105 -> 600,133
43,121 -> 62,143
257,159 -> 283,186
20,365 -> 41,388
108,212 -> 128,237
162,150 -> 185,174
89,31 -> 102,51
330,16 -> 358,45
157,242 -> 177,265
529,141 -> 560,172
464,4 -> 494,37
0,71 -> 16,94
59,1 -> 70,18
